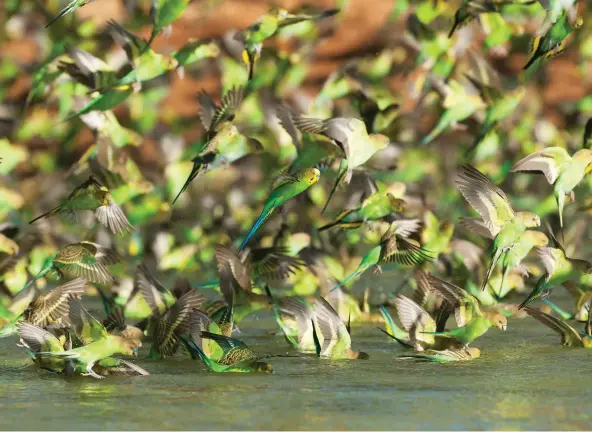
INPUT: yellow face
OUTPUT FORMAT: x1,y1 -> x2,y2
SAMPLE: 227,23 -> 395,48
371,134 -> 390,149
492,314 -> 507,331
531,232 -> 549,247
574,16 -> 584,29
518,212 -> 540,228
122,339 -> 142,356
575,149 -> 592,164
167,57 -> 179,70
387,194 -> 406,212
303,167 -> 321,185
271,8 -> 289,20
206,43 -> 221,57
468,347 -> 481,359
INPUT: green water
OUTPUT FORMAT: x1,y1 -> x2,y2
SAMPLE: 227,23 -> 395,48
0,302 -> 590,430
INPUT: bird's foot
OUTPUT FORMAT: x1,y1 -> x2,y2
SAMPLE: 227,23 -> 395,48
132,81 -> 142,93
568,191 -> 576,204
541,288 -> 551,300
81,371 -> 105,379
373,265 -> 383,275
163,24 -> 172,38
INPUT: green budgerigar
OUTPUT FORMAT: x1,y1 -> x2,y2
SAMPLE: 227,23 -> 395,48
519,236 -> 592,309
332,220 -> 433,291
449,0 -> 537,37
523,306 -> 592,348
318,193 -> 405,231
523,12 -> 583,71
237,7 -> 339,80
173,87 -> 262,204
465,75 -> 526,154
30,176 -> 133,235
182,332 -> 273,373
45,0 -> 95,27
290,113 -> 390,211
238,168 -> 320,251
421,80 -> 485,146
423,274 -> 507,346
456,165 -> 540,291
511,147 -> 592,228
312,297 -> 368,360
25,241 -> 120,288
30,301 -> 143,379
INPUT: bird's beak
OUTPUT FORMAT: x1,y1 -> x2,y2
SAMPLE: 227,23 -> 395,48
502,324 -> 507,331
133,348 -> 139,357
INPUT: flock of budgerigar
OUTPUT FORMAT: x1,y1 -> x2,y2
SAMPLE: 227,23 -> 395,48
1,0 -> 591,379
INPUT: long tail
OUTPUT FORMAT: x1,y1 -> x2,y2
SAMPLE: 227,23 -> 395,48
45,4 -> 77,28
448,15 -> 460,38
481,248 -> 504,291
29,205 -> 63,224
322,160 -> 348,214
420,121 -> 446,146
518,275 -> 546,309
329,267 -> 362,293
172,161 -> 204,204
238,204 -> 274,252
378,305 -> 409,341
542,298 -> 573,321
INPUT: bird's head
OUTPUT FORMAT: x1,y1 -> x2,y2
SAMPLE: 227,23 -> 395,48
517,211 -> 540,228
489,313 -> 507,331
121,338 -> 142,356
369,133 -> 390,150
254,361 -> 274,373
302,167 -> 321,185
166,56 -> 179,70
525,230 -> 549,247
574,149 -> 592,165
387,194 -> 406,212
119,325 -> 144,342
270,7 -> 289,20
573,16 -> 584,29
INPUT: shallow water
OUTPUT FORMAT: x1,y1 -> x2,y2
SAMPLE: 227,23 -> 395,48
1,296 -> 590,430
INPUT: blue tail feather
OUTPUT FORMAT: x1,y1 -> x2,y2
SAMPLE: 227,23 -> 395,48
238,205 -> 274,251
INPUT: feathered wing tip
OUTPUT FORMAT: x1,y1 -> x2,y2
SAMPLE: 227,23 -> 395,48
45,2 -> 76,28
17,322 -> 60,354
101,359 -> 150,376
95,200 -> 134,235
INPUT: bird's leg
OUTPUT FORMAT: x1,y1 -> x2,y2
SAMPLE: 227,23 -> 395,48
541,287 -> 552,300
163,24 -> 172,38
81,362 -> 104,379
373,265 -> 383,275
132,80 -> 142,93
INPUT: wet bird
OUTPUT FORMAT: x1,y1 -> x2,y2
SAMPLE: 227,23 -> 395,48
238,168 -> 320,251
269,293 -> 316,353
182,332 -> 273,373
523,307 -> 592,348
456,165 -> 540,291
511,147 -> 592,228
423,274 -> 508,346
519,234 -> 592,309
30,176 -> 133,235
28,301 -> 142,379
311,297 -> 369,360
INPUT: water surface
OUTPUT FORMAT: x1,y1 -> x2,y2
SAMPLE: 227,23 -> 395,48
0,297 -> 590,430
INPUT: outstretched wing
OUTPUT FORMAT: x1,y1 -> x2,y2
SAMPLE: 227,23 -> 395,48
510,147 -> 571,184
524,307 -> 582,346
456,164 -> 515,237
